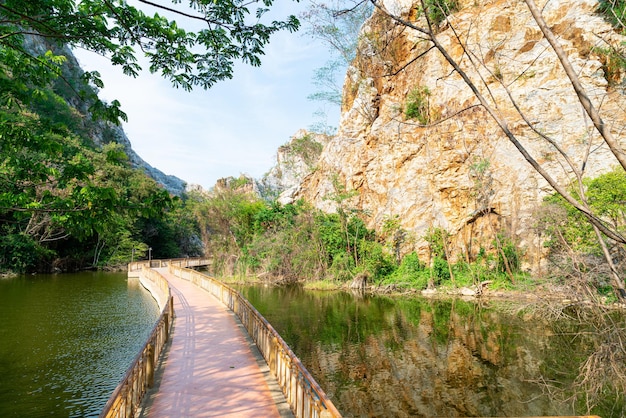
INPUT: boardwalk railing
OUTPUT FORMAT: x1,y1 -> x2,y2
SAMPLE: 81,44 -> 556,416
169,265 -> 342,418
99,267 -> 174,418
127,257 -> 210,277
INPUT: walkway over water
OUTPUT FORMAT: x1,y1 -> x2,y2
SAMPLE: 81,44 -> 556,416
102,260 -> 340,418
103,260 -> 600,418
140,268 -> 291,418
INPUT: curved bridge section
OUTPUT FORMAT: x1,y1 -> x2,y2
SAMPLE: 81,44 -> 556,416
101,258 -> 340,418
169,265 -> 341,418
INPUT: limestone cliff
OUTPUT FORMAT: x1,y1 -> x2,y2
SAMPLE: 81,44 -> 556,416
291,0 -> 626,270
261,130 -> 330,202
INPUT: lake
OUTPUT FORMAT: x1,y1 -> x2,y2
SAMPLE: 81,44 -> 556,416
236,284 -> 624,417
0,272 -> 159,417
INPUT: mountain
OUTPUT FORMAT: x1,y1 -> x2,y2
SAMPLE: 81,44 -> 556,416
275,0 -> 626,272
25,35 -> 186,195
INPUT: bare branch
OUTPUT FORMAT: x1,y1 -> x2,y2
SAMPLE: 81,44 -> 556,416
524,0 -> 626,171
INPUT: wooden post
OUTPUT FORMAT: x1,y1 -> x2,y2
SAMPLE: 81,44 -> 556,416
124,383 -> 133,418
146,344 -> 155,388
164,312 -> 169,340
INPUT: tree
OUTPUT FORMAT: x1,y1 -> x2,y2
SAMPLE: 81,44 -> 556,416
300,0 -> 372,132
0,42 -> 178,271
0,92 -> 174,270
0,0 -> 299,94
184,181 -> 266,274
366,0 -> 626,300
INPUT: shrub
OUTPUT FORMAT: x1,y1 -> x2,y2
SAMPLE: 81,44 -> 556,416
316,212 -> 347,262
432,256 -> 450,283
593,46 -> 626,84
494,234 -> 521,274
358,240 -> 396,281
384,252 -> 429,289
598,0 -> 626,33
330,250 -> 355,281
421,0 -> 460,27
399,252 -> 424,274
537,168 -> 626,297
253,201 -> 298,233
0,233 -> 53,273
423,227 -> 449,259
541,167 -> 626,256
404,86 -> 431,124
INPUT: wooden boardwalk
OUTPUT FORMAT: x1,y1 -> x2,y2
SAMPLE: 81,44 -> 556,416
139,269 -> 292,418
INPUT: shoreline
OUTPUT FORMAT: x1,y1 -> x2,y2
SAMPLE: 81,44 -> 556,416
218,275 -> 626,310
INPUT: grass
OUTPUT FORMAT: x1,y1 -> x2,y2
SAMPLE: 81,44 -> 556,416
303,279 -> 342,291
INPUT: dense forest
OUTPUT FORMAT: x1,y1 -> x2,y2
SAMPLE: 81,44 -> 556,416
0,39 -> 201,272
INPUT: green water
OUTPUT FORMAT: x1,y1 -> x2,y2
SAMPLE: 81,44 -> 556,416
237,284 -> 624,417
0,272 -> 159,417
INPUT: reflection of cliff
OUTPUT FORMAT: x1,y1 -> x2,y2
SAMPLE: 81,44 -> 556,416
239,285 -> 585,416
306,301 -> 563,417
242,286 -> 619,416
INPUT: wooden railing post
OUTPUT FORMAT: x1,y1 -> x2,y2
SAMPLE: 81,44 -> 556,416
125,386 -> 132,418
164,310 -> 170,337
146,344 -> 155,388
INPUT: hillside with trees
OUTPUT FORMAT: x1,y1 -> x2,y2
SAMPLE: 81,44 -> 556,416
0,0 -> 298,273
0,37 -> 200,272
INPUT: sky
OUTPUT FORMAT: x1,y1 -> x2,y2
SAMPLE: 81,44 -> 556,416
72,1 -> 340,190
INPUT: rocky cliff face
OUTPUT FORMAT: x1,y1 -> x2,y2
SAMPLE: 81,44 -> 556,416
261,130 -> 330,202
291,0 -> 626,270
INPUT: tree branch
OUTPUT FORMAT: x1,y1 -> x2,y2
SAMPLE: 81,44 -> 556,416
524,0 -> 626,172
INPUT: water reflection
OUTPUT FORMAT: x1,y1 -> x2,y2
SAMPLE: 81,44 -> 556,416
237,285 -> 621,417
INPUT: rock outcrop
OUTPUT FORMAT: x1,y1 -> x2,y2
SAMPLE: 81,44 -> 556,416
261,130 -> 330,202
290,0 -> 626,270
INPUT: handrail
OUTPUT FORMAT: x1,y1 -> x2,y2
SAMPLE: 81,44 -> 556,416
128,257 -> 211,272
169,265 -> 342,418
128,257 -> 211,276
99,267 -> 174,418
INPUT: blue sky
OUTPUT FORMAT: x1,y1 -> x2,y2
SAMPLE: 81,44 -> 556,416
73,2 -> 340,190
